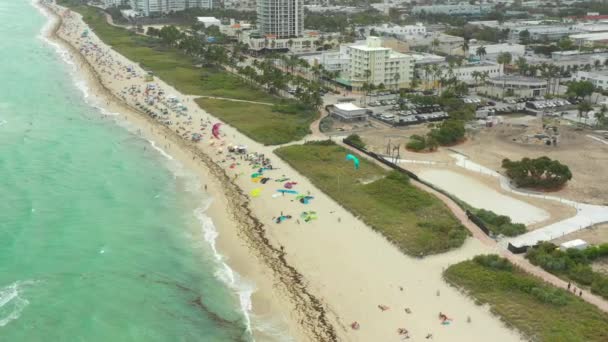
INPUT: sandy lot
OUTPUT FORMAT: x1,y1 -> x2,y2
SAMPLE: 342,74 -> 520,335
358,117 -> 608,205
418,169 -> 550,225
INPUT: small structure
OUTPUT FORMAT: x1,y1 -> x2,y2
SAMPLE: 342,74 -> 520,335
483,75 -> 547,98
197,17 -> 221,28
559,239 -> 589,251
330,103 -> 367,121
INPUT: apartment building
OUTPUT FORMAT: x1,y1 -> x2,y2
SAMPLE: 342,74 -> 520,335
257,0 -> 303,38
572,70 -> 608,90
346,37 -> 414,90
129,0 -> 215,16
411,3 -> 494,16
367,23 -> 427,39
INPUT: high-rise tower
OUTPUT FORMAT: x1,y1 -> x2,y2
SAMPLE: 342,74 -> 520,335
256,0 -> 303,38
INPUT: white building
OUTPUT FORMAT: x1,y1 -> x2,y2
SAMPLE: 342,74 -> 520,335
220,20 -> 253,38
411,3 -> 494,16
468,43 -> 526,59
346,37 -> 414,90
257,0 -> 303,38
367,23 -> 426,39
483,76 -> 548,98
130,0 -> 215,16
330,103 -> 368,121
559,239 -> 589,251
241,31 -> 322,53
572,70 -> 608,90
304,5 -> 363,13
301,49 -> 351,72
509,25 -> 582,42
421,62 -> 503,85
569,32 -> 608,47
197,17 -> 221,28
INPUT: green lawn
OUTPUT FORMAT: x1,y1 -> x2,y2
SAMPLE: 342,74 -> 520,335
58,2 -> 279,103
196,99 -> 316,145
444,256 -> 608,342
275,141 -> 468,255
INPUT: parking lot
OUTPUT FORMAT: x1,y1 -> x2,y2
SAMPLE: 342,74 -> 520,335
367,97 -> 448,126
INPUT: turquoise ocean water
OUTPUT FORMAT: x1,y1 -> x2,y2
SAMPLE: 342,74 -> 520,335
0,1 -> 260,340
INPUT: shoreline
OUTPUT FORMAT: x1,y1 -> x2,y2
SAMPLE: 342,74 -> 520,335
36,2 -> 536,341
35,2 -> 320,340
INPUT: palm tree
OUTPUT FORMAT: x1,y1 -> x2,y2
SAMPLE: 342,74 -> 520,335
471,70 -> 482,92
578,101 -> 592,125
515,57 -> 528,75
423,64 -> 432,89
595,104 -> 607,127
431,38 -> 440,53
364,69 -> 372,83
430,64 -> 440,90
476,46 -> 487,61
461,39 -> 470,57
393,72 -> 401,90
497,52 -> 512,67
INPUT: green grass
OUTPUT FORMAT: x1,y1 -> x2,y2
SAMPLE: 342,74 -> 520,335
275,141 -> 468,255
444,257 -> 608,342
195,99 -> 317,145
59,2 -> 278,103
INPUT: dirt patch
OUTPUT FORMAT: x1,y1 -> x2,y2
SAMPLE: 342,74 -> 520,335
553,223 -> 608,246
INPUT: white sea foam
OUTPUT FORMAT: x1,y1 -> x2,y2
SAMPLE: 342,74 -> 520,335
147,139 -> 174,161
0,280 -> 35,328
35,2 -> 261,338
34,1 -> 121,118
195,200 -> 256,338
0,120 -> 7,127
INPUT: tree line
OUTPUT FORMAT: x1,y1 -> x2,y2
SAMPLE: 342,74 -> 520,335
144,25 -> 324,110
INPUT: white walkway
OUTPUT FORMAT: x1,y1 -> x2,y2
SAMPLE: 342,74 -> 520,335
451,154 -> 608,248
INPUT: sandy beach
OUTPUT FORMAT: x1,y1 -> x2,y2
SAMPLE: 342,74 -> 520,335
39,2 -> 527,340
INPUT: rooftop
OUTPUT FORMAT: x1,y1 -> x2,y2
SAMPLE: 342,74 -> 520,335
335,103 -> 363,111
489,75 -> 546,84
570,32 -> 608,40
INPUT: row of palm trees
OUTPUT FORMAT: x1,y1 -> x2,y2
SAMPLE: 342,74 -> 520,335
146,25 -> 325,109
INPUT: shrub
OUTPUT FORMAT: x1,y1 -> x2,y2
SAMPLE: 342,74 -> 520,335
343,134 -> 366,149
406,135 -> 427,151
429,119 -> 465,145
529,286 -> 569,306
525,242 -> 608,300
474,254 -> 513,271
475,209 -> 526,237
591,277 -> 608,298
502,156 -> 572,190
569,264 -> 595,286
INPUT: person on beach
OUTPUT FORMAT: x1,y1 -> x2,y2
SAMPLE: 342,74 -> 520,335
378,305 -> 389,311
567,282 -> 571,290
350,321 -> 360,330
